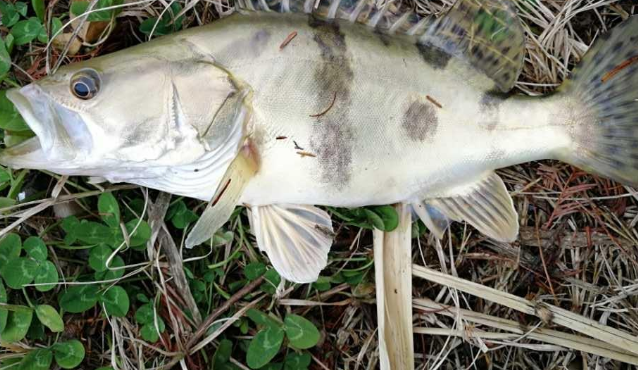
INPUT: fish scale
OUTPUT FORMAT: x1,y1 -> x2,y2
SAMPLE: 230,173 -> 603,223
1,0 -> 637,283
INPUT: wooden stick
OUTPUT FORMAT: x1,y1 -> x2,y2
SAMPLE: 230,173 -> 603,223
374,204 -> 414,370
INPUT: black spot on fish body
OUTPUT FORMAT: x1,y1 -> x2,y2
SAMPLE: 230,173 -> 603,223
308,16 -> 355,190
479,90 -> 510,131
373,28 -> 391,47
416,42 -> 451,70
402,100 -> 438,142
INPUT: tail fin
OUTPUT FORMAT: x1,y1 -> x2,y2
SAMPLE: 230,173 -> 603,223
557,16 -> 638,186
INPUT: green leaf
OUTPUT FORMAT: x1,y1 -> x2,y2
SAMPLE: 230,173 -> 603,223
260,269 -> 281,295
125,218 -> 151,249
140,318 -> 165,343
32,0 -> 46,22
73,221 -> 115,244
70,0 -> 120,21
0,3 -> 20,27
167,201 -> 198,229
0,168 -> 11,184
59,285 -> 99,313
312,276 -> 331,292
134,303 -> 154,324
2,257 -> 37,289
0,281 -> 8,332
34,305 -> 64,333
51,17 -> 63,37
0,233 -> 21,271
23,236 -> 47,261
15,2 -> 27,16
139,2 -> 184,36
93,255 -> 124,281
283,315 -> 320,349
246,309 -> 281,330
34,260 -> 59,292
19,348 -> 52,370
53,340 -> 85,369
89,244 -> 113,272
0,38 -> 11,78
98,192 -> 120,228
245,262 -> 266,281
10,18 -> 44,46
1,310 -> 33,342
364,209 -> 385,231
371,206 -> 399,232
213,339 -> 233,365
100,286 -> 129,317
246,326 -> 284,369
27,317 -> 45,340
284,352 -> 311,370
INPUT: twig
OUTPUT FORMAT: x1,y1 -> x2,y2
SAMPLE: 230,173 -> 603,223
279,31 -> 297,49
310,92 -> 337,117
601,55 -> 638,83
426,95 -> 443,108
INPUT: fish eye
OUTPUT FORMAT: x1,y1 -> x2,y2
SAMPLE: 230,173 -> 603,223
70,69 -> 100,100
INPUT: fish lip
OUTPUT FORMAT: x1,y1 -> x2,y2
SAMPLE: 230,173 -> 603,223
0,85 -> 74,169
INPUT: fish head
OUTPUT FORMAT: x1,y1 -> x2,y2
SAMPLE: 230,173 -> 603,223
0,41 -> 247,182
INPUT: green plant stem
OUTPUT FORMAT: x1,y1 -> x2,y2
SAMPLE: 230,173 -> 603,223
7,169 -> 28,199
207,244 -> 243,269
21,288 -> 34,308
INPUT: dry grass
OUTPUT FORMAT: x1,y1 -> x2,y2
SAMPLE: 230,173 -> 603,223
1,0 -> 638,369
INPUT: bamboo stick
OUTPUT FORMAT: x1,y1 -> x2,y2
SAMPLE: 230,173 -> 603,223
374,204 -> 414,370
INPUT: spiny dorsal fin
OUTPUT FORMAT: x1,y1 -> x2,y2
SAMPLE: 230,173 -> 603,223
423,172 -> 519,242
420,0 -> 525,92
248,204 -> 335,283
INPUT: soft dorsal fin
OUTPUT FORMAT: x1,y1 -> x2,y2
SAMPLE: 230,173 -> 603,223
417,172 -> 519,242
420,0 -> 525,92
235,0 -> 433,37
248,204 -> 335,283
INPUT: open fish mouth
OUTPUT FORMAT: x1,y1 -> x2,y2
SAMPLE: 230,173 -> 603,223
0,85 -> 91,170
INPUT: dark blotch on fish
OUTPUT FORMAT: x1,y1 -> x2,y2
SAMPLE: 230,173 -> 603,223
402,100 -> 438,142
416,42 -> 451,70
374,28 -> 391,47
479,90 -> 510,131
308,16 -> 355,190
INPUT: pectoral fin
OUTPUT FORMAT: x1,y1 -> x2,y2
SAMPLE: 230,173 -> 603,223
185,143 -> 258,249
419,172 -> 518,242
248,204 -> 335,283
420,0 -> 525,92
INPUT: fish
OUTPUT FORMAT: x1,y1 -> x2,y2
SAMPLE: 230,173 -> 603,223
1,0 -> 637,283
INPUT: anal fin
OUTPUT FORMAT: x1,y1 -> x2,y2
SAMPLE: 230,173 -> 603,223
248,204 -> 335,283
410,202 -> 451,239
185,143 -> 259,249
416,172 -> 519,242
